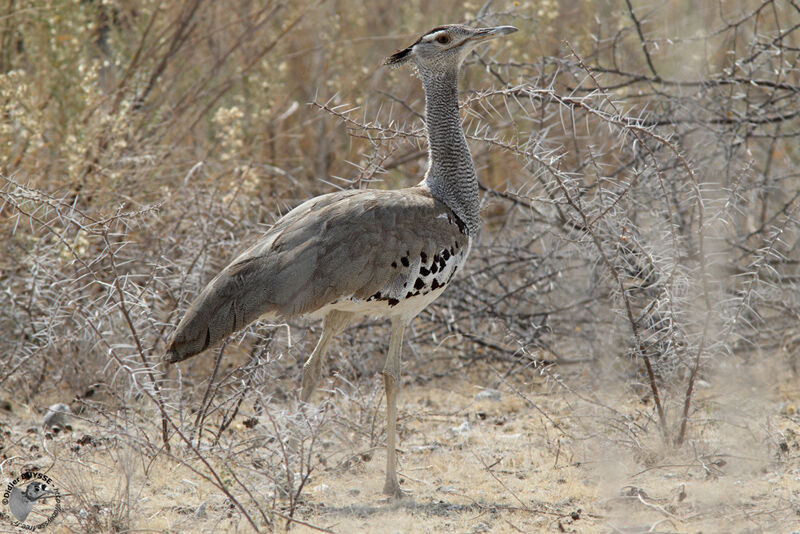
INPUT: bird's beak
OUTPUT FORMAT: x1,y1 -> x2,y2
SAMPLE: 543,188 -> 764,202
468,25 -> 519,43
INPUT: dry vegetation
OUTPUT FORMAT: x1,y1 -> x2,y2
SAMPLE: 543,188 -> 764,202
2,0 -> 800,532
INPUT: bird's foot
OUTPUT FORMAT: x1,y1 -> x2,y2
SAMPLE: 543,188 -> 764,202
382,479 -> 410,499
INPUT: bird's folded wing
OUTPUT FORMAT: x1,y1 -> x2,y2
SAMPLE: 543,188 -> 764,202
166,186 -> 467,361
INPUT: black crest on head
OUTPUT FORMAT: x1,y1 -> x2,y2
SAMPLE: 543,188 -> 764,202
385,26 -> 452,67
385,46 -> 412,67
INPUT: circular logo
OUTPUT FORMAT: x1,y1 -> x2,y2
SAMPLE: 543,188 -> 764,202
1,471 -> 62,529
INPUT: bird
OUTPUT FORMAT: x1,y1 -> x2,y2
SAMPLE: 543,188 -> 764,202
9,482 -> 53,522
166,23 -> 518,497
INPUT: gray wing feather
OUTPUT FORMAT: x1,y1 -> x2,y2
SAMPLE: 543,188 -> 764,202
165,186 -> 466,362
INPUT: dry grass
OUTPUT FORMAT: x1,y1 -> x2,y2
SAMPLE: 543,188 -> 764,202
3,356 -> 799,532
2,0 -> 800,532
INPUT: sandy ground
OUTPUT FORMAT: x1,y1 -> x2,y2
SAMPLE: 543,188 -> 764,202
2,354 -> 799,533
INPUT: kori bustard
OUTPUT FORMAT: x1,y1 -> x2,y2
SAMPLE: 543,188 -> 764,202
166,23 -> 517,497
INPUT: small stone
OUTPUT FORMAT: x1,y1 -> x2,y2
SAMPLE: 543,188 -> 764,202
43,403 -> 72,429
409,444 -> 440,453
437,486 -> 457,494
475,389 -> 501,401
673,484 -> 687,503
449,421 -> 471,436
471,521 -> 490,533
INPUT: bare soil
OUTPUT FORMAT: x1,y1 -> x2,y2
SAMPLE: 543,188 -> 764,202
2,354 -> 799,533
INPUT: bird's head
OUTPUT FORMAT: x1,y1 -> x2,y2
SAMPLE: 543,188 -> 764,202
24,482 -> 53,501
385,24 -> 517,73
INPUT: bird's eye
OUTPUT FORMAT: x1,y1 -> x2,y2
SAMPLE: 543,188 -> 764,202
436,34 -> 451,44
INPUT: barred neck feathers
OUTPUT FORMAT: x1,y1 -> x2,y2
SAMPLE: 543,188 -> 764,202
419,66 -> 480,236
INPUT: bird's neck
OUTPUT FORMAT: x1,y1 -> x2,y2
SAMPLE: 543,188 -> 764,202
420,67 -> 480,235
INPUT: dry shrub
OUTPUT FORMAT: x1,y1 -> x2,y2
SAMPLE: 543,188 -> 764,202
1,0 -> 799,528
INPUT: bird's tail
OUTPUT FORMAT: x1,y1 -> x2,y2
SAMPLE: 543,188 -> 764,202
164,288 -> 229,363
164,267 -> 276,363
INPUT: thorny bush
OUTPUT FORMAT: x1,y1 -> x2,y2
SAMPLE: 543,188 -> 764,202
1,0 -> 799,525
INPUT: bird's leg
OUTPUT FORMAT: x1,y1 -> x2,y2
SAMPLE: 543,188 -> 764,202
292,311 -> 352,495
300,335 -> 333,403
383,317 -> 407,497
301,310 -> 352,402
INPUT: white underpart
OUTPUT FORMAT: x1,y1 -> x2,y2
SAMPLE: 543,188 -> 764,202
314,235 -> 472,322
